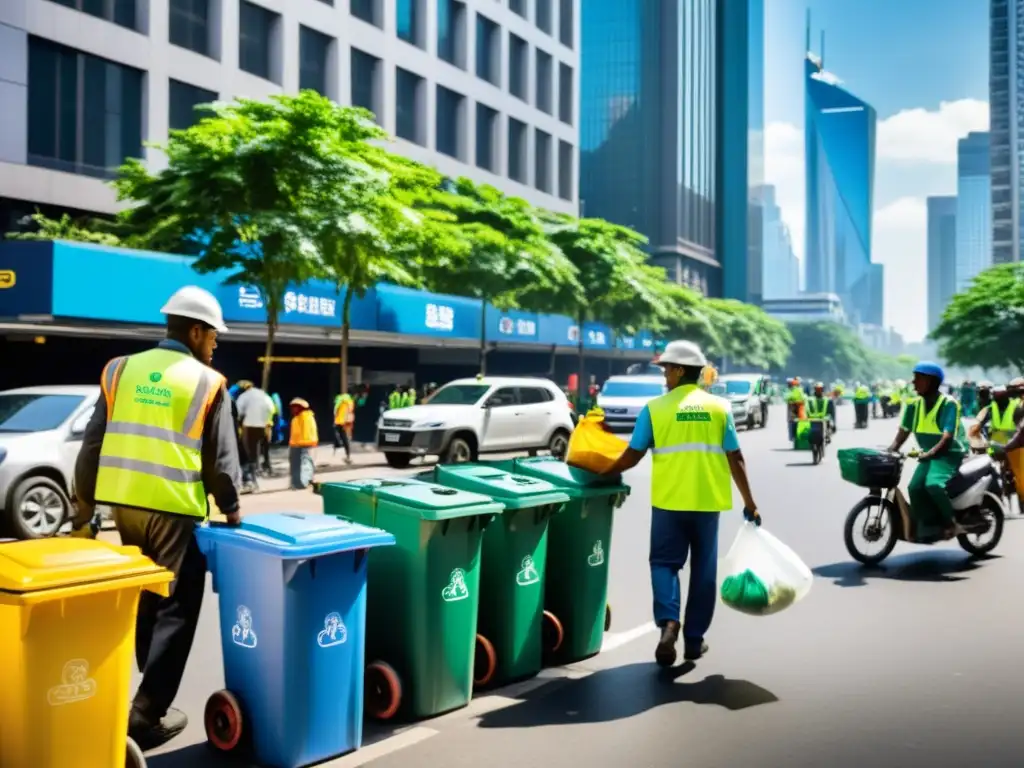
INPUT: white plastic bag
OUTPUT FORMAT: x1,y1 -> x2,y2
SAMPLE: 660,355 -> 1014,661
718,522 -> 813,616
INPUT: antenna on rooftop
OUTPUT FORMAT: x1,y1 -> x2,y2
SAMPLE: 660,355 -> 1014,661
805,9 -> 811,53
820,31 -> 825,67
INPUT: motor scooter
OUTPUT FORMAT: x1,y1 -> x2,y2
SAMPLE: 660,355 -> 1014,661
840,450 -> 1005,566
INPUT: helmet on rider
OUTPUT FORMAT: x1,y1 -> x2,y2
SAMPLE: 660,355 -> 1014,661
911,361 -> 944,396
814,381 -> 825,393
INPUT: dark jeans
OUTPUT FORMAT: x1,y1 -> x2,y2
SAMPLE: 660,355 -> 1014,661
290,446 -> 311,489
649,509 -> 720,642
242,427 -> 264,481
333,425 -> 351,458
113,507 -> 205,721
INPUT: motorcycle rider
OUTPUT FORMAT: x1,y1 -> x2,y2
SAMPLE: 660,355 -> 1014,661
886,362 -> 968,539
785,377 -> 805,441
806,382 -> 834,438
971,385 -> 1018,447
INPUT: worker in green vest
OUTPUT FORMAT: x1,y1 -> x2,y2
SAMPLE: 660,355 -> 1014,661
886,362 -> 967,539
853,382 -> 871,428
596,340 -> 761,667
806,382 -> 834,438
401,384 -> 418,408
388,385 -> 404,410
785,377 -> 806,442
70,286 -> 242,749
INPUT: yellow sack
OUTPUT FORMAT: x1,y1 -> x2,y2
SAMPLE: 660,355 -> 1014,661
1008,448 -> 1024,499
566,410 -> 629,474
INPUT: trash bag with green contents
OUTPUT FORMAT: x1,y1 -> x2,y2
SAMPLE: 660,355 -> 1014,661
718,523 -> 812,617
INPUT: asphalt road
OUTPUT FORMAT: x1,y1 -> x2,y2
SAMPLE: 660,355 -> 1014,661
142,403 -> 1024,768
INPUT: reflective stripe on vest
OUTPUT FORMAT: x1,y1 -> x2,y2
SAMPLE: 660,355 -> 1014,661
990,399 -> 1018,444
806,397 -> 828,419
912,394 -> 967,447
648,385 -> 732,512
95,348 -> 225,517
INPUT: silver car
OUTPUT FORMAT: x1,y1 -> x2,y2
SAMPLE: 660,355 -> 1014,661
0,385 -> 101,539
596,375 -> 667,432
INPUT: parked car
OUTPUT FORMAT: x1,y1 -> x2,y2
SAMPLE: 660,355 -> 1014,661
0,385 -> 101,539
595,375 -> 667,432
711,374 -> 770,430
376,377 -> 575,467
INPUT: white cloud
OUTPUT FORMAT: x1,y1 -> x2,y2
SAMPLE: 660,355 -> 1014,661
878,99 -> 989,164
764,121 -> 805,260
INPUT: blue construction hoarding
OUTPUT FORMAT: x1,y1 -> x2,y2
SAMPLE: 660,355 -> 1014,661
0,241 -> 655,352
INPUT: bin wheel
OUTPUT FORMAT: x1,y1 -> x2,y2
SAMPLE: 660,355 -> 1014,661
474,634 -> 498,687
604,603 -> 612,632
365,661 -> 402,720
542,610 -> 564,653
204,689 -> 245,753
125,737 -> 146,768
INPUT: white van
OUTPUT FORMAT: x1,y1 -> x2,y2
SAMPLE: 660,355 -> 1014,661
596,375 -> 667,432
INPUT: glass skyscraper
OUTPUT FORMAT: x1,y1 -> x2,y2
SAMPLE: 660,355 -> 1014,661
803,38 -> 881,326
926,196 -> 957,332
759,184 -> 800,300
989,0 -> 1022,264
956,132 -> 993,292
579,0 -> 763,300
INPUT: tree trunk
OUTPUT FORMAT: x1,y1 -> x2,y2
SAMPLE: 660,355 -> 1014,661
479,298 -> 489,375
261,316 -> 277,392
576,311 -> 586,408
340,286 -> 353,396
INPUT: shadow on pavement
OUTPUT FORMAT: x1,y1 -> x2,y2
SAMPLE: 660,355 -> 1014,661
784,461 -> 817,467
475,662 -> 778,729
812,551 -> 999,588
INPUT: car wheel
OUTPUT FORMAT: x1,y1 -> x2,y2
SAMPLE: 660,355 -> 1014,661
548,429 -> 570,460
384,452 -> 412,469
8,476 -> 70,539
443,437 -> 475,464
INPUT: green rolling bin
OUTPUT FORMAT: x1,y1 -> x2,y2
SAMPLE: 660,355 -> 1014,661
420,464 -> 569,688
318,478 -> 502,721
488,457 -> 629,664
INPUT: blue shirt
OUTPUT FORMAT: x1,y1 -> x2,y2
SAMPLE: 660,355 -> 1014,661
629,404 -> 741,453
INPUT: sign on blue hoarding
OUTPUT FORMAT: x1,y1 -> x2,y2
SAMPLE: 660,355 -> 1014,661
217,282 -> 376,330
376,284 -> 481,339
486,306 -> 540,343
0,241 -> 54,316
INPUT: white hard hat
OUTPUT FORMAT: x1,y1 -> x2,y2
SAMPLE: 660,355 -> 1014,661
161,286 -> 228,333
655,340 -> 707,368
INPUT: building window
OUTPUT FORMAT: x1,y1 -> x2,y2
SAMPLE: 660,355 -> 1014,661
534,129 -> 551,192
396,67 -> 425,145
27,37 -> 143,180
239,1 -> 277,81
558,140 -> 573,200
508,117 -> 527,183
169,0 -> 211,56
476,103 -> 497,172
169,79 -> 217,131
558,0 -> 573,47
299,26 -> 332,95
535,0 -> 551,34
435,86 -> 464,160
535,49 -> 552,114
437,0 -> 466,68
558,62 -> 572,124
397,0 -> 422,47
475,13 -> 499,86
351,48 -> 382,123
51,0 -> 137,30
509,34 -> 527,101
350,0 -> 380,27
509,0 -> 526,18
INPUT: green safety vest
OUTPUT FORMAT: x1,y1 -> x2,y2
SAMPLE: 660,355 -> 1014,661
95,348 -> 225,518
910,394 -> 967,455
806,396 -> 829,419
388,391 -> 403,409
401,391 -> 417,408
854,386 -> 871,400
648,384 -> 732,512
990,398 -> 1019,445
785,386 -> 805,404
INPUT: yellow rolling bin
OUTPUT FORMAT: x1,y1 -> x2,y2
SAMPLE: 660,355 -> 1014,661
0,538 -> 172,768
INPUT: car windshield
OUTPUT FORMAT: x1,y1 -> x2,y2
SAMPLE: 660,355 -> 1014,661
0,394 -> 86,432
600,381 -> 665,398
427,384 -> 492,405
717,381 -> 752,396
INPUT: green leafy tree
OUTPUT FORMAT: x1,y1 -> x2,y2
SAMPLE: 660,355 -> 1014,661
931,263 -> 1024,373
113,91 -> 342,390
784,321 -> 875,383
702,298 -> 792,370
6,212 -> 122,246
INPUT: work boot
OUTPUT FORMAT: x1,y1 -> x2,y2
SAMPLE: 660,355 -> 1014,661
655,621 -> 680,667
128,707 -> 188,750
684,640 -> 709,661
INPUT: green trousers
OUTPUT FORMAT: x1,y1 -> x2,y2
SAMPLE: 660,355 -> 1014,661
907,455 -> 962,527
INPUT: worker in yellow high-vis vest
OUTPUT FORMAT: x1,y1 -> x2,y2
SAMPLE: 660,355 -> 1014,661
599,340 -> 761,667
71,286 -> 242,751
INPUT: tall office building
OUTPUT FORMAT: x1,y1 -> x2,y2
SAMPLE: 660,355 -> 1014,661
579,0 -> 764,300
990,0 -> 1021,264
926,196 -> 957,333
955,131 -> 993,291
0,0 -> 579,229
803,23 -> 881,326
758,184 -> 799,299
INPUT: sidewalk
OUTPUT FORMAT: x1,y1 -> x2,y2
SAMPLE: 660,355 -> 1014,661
248,442 -> 395,493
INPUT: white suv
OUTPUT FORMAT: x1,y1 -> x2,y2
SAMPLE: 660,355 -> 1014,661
377,377 -> 575,468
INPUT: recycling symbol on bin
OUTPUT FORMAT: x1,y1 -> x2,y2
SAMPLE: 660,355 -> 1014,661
442,568 -> 470,602
515,556 -> 540,587
47,659 -> 97,707
317,612 -> 348,648
587,540 -> 605,568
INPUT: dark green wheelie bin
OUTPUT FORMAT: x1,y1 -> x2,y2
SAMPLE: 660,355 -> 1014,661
420,464 -> 569,688
489,457 -> 629,664
318,478 -> 502,721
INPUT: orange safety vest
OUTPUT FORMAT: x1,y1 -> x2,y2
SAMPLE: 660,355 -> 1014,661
290,410 -> 318,447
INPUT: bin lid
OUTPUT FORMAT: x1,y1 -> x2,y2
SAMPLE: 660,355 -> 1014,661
195,513 -> 395,559
428,465 -> 569,510
335,478 -> 504,521
511,457 -> 630,498
0,538 -> 166,594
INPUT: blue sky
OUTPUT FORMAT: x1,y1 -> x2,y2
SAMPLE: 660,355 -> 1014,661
763,0 -> 989,341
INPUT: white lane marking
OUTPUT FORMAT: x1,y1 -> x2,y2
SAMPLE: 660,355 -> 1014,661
601,622 -> 657,653
324,727 -> 439,766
